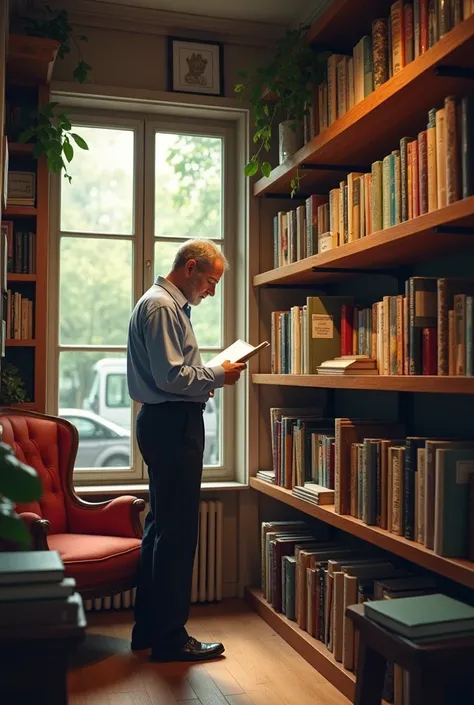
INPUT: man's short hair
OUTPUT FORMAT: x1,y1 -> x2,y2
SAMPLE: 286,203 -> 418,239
172,239 -> 229,272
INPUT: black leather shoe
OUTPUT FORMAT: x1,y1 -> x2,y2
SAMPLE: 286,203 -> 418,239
150,636 -> 225,662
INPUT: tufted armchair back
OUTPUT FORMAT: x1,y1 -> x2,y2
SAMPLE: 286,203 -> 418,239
0,408 -> 78,534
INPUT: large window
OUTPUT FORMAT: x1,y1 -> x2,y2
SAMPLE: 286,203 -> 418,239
50,113 -> 237,483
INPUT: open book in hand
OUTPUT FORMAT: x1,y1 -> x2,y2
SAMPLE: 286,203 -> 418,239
204,340 -> 270,368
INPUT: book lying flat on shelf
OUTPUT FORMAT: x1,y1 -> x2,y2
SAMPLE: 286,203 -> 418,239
205,339 -> 269,367
317,355 -> 379,375
0,551 -> 64,585
364,594 -> 474,640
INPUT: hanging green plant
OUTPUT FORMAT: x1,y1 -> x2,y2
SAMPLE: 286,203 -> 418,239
235,25 -> 328,195
20,5 -> 91,84
19,102 -> 88,183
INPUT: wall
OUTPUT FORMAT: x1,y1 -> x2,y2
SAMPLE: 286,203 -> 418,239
51,20 -> 274,98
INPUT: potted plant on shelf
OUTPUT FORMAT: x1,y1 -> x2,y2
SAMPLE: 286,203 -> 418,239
235,25 -> 328,189
0,363 -> 29,406
10,5 -> 91,182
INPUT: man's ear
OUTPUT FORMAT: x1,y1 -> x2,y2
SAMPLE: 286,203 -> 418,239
184,259 -> 197,278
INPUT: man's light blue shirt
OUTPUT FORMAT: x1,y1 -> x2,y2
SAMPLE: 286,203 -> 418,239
127,276 -> 225,404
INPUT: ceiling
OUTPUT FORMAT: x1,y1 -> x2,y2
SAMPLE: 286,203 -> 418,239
91,0 -> 314,24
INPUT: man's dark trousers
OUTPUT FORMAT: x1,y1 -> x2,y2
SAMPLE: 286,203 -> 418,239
133,400 -> 204,654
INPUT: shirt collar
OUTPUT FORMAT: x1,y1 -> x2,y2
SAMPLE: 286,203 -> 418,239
155,276 -> 189,311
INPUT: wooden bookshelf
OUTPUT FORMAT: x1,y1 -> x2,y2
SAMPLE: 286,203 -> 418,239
247,5 -> 474,702
254,14 -> 474,196
3,51 -> 53,413
252,374 -> 474,394
5,339 -> 36,347
7,274 -> 36,283
8,143 -> 34,156
254,197 -> 474,286
306,0 -> 394,50
250,478 -> 474,589
245,587 -> 356,701
4,206 -> 37,217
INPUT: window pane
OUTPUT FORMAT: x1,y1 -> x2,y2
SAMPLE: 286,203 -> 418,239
60,126 -> 135,235
201,352 -> 222,467
154,239 -> 222,348
60,237 -> 132,346
155,133 -> 222,239
59,351 -> 131,469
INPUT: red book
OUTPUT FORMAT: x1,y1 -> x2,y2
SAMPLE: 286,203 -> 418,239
420,0 -> 428,53
341,304 -> 354,355
422,327 -> 437,375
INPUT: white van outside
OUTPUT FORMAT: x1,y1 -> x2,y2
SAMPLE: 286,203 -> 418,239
83,357 -> 219,464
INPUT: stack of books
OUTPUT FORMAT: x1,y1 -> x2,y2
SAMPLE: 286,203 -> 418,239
317,355 -> 379,376
0,551 -> 83,629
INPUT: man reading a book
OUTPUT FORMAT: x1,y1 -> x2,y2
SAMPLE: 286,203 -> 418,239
127,239 -> 245,662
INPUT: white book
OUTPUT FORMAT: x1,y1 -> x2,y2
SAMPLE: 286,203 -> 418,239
205,339 -> 269,367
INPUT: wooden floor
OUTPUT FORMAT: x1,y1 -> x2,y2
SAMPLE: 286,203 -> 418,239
68,599 -> 349,705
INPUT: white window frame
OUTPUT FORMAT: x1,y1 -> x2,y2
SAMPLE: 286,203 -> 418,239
47,105 -> 246,486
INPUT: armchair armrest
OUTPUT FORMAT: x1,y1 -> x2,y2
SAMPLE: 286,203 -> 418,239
67,495 -> 145,538
19,512 -> 50,550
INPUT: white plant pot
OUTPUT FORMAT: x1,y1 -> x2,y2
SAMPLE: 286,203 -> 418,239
278,120 -> 303,164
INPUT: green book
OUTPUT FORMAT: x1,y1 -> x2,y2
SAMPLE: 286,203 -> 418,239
284,555 -> 296,621
434,448 -> 474,557
305,296 -> 354,373
365,594 -> 474,639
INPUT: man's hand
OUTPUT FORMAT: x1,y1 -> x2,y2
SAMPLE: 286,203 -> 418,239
221,360 -> 246,385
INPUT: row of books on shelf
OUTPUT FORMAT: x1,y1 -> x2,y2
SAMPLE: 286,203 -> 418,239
260,410 -> 474,560
1,221 -> 36,274
6,290 -> 34,340
274,94 -> 474,269
303,1 -> 474,144
271,282 -> 474,378
260,520 -> 474,703
0,551 -> 82,627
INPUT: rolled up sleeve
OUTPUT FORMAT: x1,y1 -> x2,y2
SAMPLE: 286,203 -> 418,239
145,305 -> 224,396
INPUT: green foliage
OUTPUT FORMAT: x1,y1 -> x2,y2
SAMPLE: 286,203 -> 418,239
0,363 -> 28,405
56,129 -> 223,407
0,442 -> 42,547
19,102 -> 89,183
235,25 -> 328,185
20,4 -> 92,83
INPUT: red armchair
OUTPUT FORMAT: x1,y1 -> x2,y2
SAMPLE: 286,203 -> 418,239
0,407 -> 145,599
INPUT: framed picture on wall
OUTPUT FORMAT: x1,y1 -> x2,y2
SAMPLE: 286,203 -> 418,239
167,37 -> 224,97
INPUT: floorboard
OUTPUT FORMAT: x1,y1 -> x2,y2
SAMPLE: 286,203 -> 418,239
68,599 -> 349,705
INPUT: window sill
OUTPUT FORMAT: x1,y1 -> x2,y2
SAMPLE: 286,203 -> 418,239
75,480 -> 249,499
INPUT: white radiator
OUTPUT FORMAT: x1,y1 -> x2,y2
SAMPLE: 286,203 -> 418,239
85,499 -> 224,612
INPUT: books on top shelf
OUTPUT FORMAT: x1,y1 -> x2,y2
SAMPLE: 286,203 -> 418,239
364,593 -> 474,640
317,355 -> 379,376
302,3 -> 473,146
0,551 -> 83,628
272,93 -> 474,268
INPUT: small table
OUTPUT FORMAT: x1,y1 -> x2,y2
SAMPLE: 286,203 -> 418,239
0,593 -> 86,705
346,603 -> 474,705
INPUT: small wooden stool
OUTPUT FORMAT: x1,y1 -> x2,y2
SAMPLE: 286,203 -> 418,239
346,603 -> 474,705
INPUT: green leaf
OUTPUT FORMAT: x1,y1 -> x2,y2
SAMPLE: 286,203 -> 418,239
63,140 -> 74,163
0,445 -> 42,502
244,161 -> 259,177
70,133 -> 89,150
234,84 -> 244,94
73,60 -> 92,84
18,128 -> 35,144
0,499 -> 32,546
261,162 -> 272,178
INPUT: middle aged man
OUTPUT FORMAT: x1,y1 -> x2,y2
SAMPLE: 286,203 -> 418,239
127,238 -> 245,662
